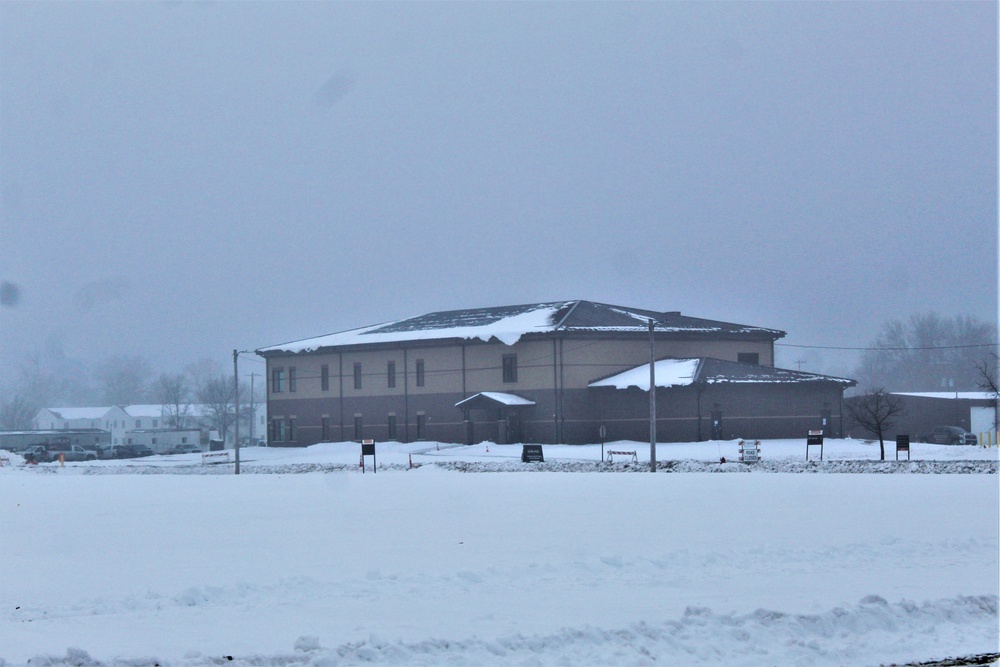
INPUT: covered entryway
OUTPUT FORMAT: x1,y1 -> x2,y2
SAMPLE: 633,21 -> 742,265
455,392 -> 536,445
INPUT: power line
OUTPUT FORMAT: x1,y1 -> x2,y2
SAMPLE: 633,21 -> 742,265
776,342 -> 997,351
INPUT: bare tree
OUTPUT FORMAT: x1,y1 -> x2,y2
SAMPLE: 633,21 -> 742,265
155,373 -> 191,428
0,395 -> 39,430
96,355 -> 153,405
846,387 -> 905,461
976,353 -> 998,430
185,358 -> 223,394
196,375 -> 236,443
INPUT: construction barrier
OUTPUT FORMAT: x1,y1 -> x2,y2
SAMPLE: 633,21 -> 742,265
606,450 -> 638,464
739,439 -> 761,463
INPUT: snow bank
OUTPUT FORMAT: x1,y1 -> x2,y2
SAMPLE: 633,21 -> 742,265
16,596 -> 999,666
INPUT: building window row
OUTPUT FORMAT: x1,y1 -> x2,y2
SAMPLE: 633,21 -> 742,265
269,413 -> 431,444
271,353 -> 519,395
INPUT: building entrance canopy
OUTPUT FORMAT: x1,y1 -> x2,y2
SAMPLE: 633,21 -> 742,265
455,392 -> 536,411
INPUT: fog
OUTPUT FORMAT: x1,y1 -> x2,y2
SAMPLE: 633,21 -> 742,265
1,2 -> 996,395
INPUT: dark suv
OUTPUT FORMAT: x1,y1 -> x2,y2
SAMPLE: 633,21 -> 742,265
113,444 -> 155,458
929,426 -> 977,446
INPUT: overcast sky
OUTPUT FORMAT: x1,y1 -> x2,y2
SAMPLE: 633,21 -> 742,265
1,1 -> 996,385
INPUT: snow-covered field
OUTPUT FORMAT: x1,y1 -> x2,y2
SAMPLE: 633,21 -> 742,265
1,439 -> 998,666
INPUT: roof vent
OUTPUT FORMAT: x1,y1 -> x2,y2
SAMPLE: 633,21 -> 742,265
664,311 -> 680,316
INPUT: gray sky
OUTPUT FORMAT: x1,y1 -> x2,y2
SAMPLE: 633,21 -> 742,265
1,1 -> 996,384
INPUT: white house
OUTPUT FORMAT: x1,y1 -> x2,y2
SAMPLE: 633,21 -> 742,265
34,403 -> 269,448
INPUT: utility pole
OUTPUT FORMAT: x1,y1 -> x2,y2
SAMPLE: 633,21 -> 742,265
649,318 -> 657,472
233,349 -> 240,475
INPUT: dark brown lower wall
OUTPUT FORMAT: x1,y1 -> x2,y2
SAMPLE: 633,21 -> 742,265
592,383 -> 847,442
266,382 -> 847,447
267,391 -> 561,447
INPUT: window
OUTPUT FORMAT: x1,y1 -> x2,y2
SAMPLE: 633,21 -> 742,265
152,437 -> 158,445
321,364 -> 330,391
289,367 -> 297,392
387,361 -> 396,388
287,418 -> 296,441
387,415 -> 397,440
273,419 -> 285,442
354,415 -> 363,441
416,413 -> 426,440
737,352 -> 760,365
272,368 -> 285,393
416,359 -> 425,387
181,437 -> 188,444
354,363 -> 362,389
152,419 -> 158,428
321,417 -> 330,440
135,420 -> 141,429
502,354 -> 518,383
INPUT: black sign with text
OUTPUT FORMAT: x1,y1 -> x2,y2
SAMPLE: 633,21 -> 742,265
521,445 -> 544,463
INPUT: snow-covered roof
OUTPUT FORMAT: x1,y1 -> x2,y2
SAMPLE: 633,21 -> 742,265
257,301 -> 785,355
892,392 -> 995,401
590,359 -> 701,391
590,358 -> 856,391
455,392 -> 537,408
43,407 -> 111,420
124,405 -> 167,418
696,359 -> 855,386
39,404 -> 263,423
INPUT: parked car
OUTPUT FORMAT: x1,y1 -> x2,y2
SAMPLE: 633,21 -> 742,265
19,445 -> 50,463
928,426 -> 978,446
165,444 -> 201,455
103,445 -> 132,459
46,443 -> 98,461
129,444 -> 155,458
109,444 -> 153,459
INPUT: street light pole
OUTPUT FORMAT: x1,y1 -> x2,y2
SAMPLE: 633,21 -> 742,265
649,318 -> 657,472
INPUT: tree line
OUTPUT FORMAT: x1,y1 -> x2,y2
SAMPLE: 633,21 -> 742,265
851,312 -> 996,392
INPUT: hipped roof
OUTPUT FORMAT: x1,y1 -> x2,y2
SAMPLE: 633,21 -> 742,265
257,300 -> 785,355
590,358 -> 856,391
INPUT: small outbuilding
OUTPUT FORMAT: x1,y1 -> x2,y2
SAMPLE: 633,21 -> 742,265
590,358 -> 856,442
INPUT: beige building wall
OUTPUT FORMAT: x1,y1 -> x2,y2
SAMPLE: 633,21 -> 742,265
266,336 -> 774,403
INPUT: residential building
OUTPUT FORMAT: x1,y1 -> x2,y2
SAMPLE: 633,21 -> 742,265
33,403 -> 267,447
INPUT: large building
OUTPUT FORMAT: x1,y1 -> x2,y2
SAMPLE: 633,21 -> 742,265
256,300 -> 855,446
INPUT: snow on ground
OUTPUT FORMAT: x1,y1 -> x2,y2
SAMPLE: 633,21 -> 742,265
1,439 -> 997,666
